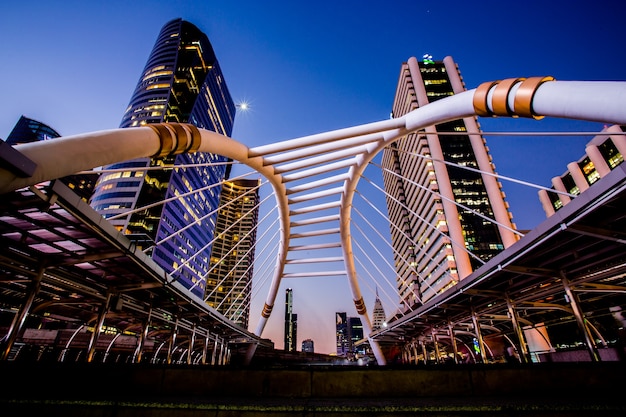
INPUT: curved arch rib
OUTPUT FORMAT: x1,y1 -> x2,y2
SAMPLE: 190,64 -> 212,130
1,80 -> 626,366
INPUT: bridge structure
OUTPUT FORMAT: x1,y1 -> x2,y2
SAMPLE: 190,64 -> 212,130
1,78 -> 626,366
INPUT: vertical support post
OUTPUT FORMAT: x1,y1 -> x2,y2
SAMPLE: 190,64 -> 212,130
506,296 -> 530,364
202,332 -> 209,365
420,338 -> 428,364
211,337 -> 218,365
134,303 -> 153,364
471,307 -> 488,363
411,343 -> 419,365
431,328 -> 441,364
187,324 -> 196,365
86,292 -> 113,363
1,264 -> 45,361
448,321 -> 460,364
561,272 -> 601,361
167,316 -> 179,365
217,340 -> 224,365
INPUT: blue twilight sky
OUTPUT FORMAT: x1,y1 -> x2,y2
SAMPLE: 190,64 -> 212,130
1,0 -> 625,354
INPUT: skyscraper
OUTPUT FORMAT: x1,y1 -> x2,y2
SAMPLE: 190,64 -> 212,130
336,312 -> 366,357
371,290 -> 386,331
284,288 -> 297,351
5,116 -> 98,201
538,124 -> 625,216
90,18 -> 236,298
335,312 -> 349,356
205,179 -> 260,328
383,56 -> 518,308
348,316 -> 365,356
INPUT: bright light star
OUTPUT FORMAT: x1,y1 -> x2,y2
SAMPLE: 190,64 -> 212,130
236,101 -> 250,111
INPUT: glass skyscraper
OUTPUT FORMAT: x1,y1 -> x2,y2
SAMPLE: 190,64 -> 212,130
6,116 -> 98,201
383,56 -> 518,308
284,288 -> 297,351
205,179 -> 260,328
90,18 -> 236,298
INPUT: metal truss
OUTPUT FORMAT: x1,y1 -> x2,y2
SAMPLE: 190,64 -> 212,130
2,78 -> 626,365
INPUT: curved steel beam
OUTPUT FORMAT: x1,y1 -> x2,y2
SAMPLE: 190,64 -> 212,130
2,80 -> 626,366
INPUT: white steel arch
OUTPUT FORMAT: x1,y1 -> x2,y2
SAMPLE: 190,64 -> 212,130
2,78 -> 626,365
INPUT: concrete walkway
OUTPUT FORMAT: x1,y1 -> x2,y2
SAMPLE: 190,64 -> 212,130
1,361 -> 624,415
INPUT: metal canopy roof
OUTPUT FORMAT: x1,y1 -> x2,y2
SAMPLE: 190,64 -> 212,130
0,180 -> 271,362
373,164 -> 626,352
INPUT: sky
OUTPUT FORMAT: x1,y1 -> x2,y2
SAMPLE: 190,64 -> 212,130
1,0 -> 625,355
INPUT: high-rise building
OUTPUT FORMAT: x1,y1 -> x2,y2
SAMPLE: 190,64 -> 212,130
371,290 -> 387,331
383,55 -> 518,308
205,179 -> 260,328
336,312 -> 366,357
335,312 -> 349,356
5,115 -> 98,200
284,288 -> 297,351
348,316 -> 365,355
89,18 -> 236,298
538,125 -> 625,216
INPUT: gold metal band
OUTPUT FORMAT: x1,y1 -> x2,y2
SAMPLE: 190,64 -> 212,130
473,81 -> 499,117
513,76 -> 555,119
491,78 -> 525,117
354,297 -> 367,315
169,123 -> 190,155
261,303 -> 273,318
472,77 -> 555,119
148,124 -> 175,158
149,123 -> 202,157
183,124 -> 202,153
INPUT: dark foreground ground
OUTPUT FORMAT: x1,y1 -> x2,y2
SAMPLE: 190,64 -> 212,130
1,361 -> 624,416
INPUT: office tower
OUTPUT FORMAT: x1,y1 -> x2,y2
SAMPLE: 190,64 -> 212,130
205,179 -> 260,328
335,312 -> 349,356
539,125 -> 625,216
284,288 -> 297,351
383,56 -> 518,308
371,291 -> 386,331
90,18 -> 236,298
348,316 -> 365,355
5,115 -> 98,200
302,339 -> 314,353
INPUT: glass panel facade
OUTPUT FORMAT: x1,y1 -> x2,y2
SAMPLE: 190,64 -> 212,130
90,19 -> 236,298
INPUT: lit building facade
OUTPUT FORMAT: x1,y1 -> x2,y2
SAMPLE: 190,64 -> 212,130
371,291 -> 387,331
335,312 -> 349,356
204,179 -> 260,329
89,18 -> 236,298
336,312 -> 366,357
383,56 -> 518,308
539,125 -> 625,216
5,116 -> 98,201
284,288 -> 297,351
348,316 -> 365,356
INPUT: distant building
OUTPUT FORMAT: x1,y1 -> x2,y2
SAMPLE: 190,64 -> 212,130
383,55 -> 518,309
284,288 -> 297,351
538,125 -> 625,216
371,290 -> 387,331
336,312 -> 367,357
348,316 -> 366,356
336,312 -> 349,356
302,339 -> 314,353
5,115 -> 98,200
205,179 -> 260,328
89,18 -> 236,298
